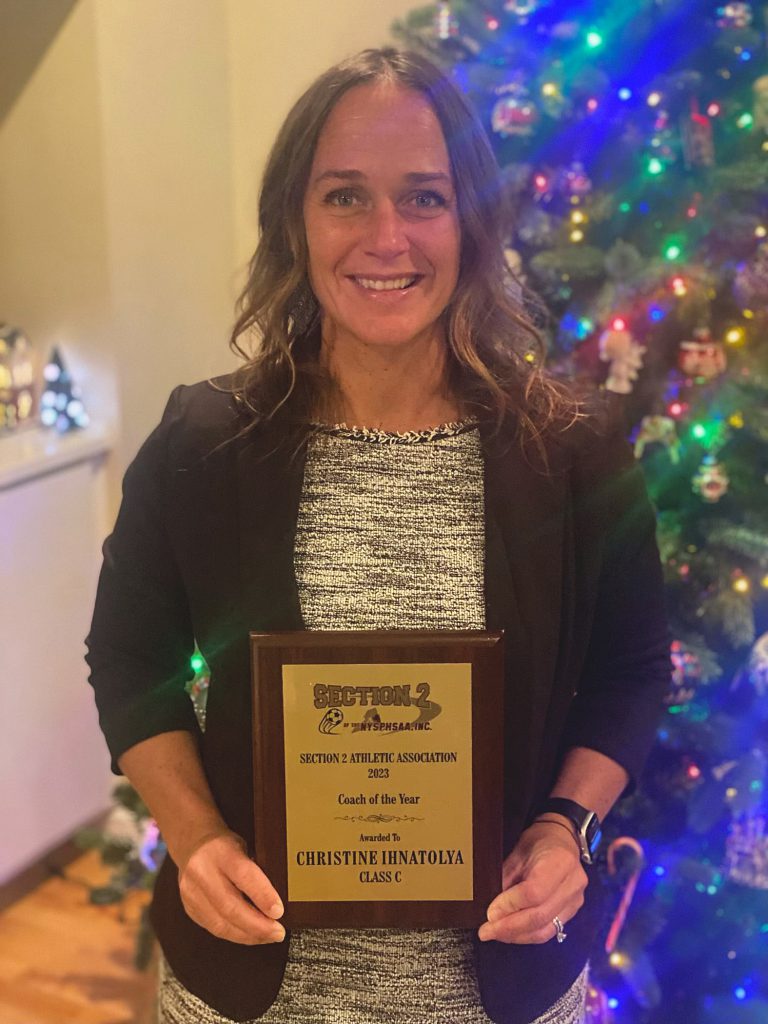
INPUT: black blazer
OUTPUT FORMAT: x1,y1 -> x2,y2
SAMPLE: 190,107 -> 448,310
86,379 -> 670,1023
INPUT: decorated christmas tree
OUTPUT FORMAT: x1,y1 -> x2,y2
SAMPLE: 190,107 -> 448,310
394,2 -> 768,1020
40,347 -> 89,433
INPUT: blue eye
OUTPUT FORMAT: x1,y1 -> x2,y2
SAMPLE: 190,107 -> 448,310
412,191 -> 447,209
324,189 -> 361,207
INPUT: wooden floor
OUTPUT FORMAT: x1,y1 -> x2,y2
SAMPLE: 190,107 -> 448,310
0,850 -> 157,1024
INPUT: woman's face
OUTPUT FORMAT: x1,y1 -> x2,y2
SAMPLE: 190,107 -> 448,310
303,82 -> 460,353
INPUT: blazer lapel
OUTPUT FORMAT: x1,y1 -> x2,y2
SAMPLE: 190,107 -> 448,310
236,426 -> 307,633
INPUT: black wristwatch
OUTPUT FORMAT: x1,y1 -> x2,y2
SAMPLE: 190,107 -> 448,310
538,798 -> 603,865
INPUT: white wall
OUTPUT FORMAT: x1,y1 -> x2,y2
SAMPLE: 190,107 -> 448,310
0,454 -> 111,883
92,0 -> 237,472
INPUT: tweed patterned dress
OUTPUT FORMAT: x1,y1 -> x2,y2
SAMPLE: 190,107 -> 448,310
157,422 -> 588,1024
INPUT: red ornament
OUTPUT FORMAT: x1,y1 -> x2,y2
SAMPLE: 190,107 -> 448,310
492,87 -> 539,137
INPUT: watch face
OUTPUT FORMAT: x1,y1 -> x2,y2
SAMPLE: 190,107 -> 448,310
584,813 -> 602,854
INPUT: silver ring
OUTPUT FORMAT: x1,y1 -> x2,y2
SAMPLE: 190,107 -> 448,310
553,916 -> 567,943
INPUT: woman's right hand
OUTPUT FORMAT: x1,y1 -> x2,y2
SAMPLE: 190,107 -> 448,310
178,830 -> 286,945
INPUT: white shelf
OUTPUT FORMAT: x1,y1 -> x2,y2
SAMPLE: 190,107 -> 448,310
0,424 -> 112,491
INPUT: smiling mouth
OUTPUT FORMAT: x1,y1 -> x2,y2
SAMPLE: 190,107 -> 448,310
350,275 -> 421,292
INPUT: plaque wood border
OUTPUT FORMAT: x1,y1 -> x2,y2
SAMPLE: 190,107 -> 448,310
250,630 -> 504,928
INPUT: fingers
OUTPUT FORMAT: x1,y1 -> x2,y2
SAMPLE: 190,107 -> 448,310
179,833 -> 286,946
478,847 -> 587,945
478,885 -> 584,944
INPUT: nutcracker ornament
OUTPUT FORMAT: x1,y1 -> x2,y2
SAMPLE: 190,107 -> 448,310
634,415 -> 681,463
678,328 -> 727,380
692,455 -> 729,502
599,323 -> 646,394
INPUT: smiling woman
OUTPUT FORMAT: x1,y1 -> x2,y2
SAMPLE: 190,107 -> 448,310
85,46 -> 671,1024
228,47 -> 576,444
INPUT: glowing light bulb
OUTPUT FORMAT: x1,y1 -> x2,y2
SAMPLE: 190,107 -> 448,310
733,577 -> 750,594
761,574 -> 768,589
687,764 -> 702,780
707,102 -> 721,117
570,229 -> 585,242
738,112 -> 754,129
672,276 -> 687,296
668,402 -> 684,418
524,351 -> 536,364
743,309 -> 755,318
726,328 -> 745,345
486,16 -> 500,30
542,82 -> 557,96
648,157 -> 664,175
587,98 -> 599,112
619,202 -> 631,213
618,87 -> 632,101
571,210 -> 586,224
191,654 -> 205,672
692,423 -> 707,440
729,412 -> 744,428
534,174 -> 549,192
612,318 -> 627,331
755,226 -> 767,238
726,787 -> 738,799
647,91 -> 662,107
609,952 -> 627,968
665,243 -> 682,261
586,30 -> 603,48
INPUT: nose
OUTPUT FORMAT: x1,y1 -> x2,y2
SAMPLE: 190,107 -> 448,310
364,200 -> 409,261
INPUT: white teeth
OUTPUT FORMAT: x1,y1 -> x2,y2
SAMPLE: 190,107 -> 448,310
355,276 -> 417,291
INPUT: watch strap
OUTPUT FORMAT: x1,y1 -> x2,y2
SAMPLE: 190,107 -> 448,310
538,798 -> 602,863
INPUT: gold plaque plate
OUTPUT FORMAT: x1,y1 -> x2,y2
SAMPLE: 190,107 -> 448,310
251,631 -> 504,928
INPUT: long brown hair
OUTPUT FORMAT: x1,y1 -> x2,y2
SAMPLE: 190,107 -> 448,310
228,47 -> 582,452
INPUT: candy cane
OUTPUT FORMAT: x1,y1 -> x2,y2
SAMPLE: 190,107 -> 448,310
605,836 -> 645,953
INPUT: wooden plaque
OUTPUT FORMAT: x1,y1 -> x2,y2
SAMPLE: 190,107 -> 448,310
250,630 -> 504,928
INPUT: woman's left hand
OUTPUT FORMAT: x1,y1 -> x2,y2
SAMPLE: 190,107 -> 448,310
477,821 -> 587,944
